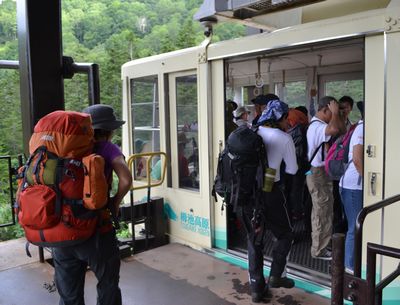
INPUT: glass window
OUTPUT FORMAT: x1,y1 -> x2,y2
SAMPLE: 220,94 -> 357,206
275,81 -> 307,108
175,75 -> 199,191
131,76 -> 160,181
325,79 -> 363,123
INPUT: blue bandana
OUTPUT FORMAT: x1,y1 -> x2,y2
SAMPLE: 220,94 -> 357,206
257,99 -> 289,125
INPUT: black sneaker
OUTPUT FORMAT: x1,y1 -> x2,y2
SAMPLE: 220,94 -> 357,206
251,285 -> 269,303
269,276 -> 295,288
312,248 -> 332,260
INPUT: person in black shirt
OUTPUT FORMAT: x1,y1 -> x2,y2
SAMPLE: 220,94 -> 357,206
251,94 -> 279,126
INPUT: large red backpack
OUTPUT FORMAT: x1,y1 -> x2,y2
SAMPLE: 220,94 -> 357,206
15,111 -> 108,247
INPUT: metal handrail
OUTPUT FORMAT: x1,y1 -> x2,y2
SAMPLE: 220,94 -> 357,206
127,151 -> 168,191
331,194 -> 400,305
354,193 -> 400,277
0,60 -> 19,69
125,151 -> 167,252
366,243 -> 400,305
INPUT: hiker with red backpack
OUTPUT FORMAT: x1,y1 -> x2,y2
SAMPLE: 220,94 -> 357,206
306,96 -> 346,260
52,104 -> 132,305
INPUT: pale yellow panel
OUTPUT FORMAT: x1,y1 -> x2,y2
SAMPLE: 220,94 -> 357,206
165,69 -> 212,249
208,9 -> 385,61
210,60 -> 228,249
302,0 -> 390,23
363,34 -> 386,271
382,30 -> 400,276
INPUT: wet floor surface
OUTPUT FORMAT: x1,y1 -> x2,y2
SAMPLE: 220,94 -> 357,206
0,239 -> 331,305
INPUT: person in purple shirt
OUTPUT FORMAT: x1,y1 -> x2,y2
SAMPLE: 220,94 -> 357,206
52,104 -> 132,305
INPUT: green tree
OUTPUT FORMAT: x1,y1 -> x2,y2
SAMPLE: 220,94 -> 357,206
0,0 -> 245,240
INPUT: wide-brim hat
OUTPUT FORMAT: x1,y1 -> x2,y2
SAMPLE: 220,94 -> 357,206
82,104 -> 125,131
233,106 -> 250,118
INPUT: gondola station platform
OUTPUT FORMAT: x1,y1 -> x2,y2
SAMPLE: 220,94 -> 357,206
0,238 -> 330,305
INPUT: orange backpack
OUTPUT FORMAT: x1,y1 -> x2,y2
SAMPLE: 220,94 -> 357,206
15,111 -> 108,247
82,154 -> 108,210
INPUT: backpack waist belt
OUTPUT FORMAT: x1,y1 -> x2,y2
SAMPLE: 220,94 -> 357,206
64,198 -> 84,205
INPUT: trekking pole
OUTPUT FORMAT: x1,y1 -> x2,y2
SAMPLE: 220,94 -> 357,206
145,184 -> 151,250
129,188 -> 135,254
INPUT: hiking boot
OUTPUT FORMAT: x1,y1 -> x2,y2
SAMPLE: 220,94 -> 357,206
269,276 -> 295,288
251,285 -> 269,303
312,248 -> 332,261
251,292 -> 263,303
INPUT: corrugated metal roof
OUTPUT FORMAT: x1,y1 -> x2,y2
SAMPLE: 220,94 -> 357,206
194,0 -> 324,21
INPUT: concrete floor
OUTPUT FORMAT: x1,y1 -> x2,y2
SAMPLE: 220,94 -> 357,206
0,238 -> 331,305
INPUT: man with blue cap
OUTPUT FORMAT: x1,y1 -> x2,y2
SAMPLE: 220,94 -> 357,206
244,99 -> 298,302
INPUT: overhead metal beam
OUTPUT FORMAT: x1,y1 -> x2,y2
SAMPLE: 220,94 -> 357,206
194,0 -> 324,29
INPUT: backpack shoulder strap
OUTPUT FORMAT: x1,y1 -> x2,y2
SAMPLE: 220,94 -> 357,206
308,119 -> 330,163
342,121 -> 363,165
309,142 -> 324,164
252,125 -> 269,168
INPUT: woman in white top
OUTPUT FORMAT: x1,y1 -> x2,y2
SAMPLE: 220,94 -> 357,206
339,119 -> 364,273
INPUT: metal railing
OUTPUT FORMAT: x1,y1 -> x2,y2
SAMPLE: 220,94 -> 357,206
0,156 -> 17,228
125,152 -> 168,252
127,151 -> 167,191
331,193 -> 400,305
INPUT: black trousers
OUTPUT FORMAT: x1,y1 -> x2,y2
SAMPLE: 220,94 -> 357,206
52,229 -> 121,305
238,184 -> 294,293
287,170 -> 306,217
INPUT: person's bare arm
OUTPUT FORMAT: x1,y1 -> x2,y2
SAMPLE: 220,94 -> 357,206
353,144 -> 363,176
111,155 -> 133,215
325,100 -> 346,136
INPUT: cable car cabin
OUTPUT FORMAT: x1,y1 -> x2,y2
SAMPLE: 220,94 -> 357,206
121,0 -> 400,301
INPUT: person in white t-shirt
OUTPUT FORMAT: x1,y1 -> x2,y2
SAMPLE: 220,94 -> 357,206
306,96 -> 346,260
331,96 -> 355,235
242,99 -> 297,303
339,101 -> 364,273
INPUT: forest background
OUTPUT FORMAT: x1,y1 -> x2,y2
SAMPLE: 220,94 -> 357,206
0,0 -> 245,240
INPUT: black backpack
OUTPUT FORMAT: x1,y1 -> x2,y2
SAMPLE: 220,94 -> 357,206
287,123 -> 309,173
212,125 -> 267,211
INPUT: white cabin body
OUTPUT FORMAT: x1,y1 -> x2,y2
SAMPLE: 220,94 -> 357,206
121,0 -> 400,301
